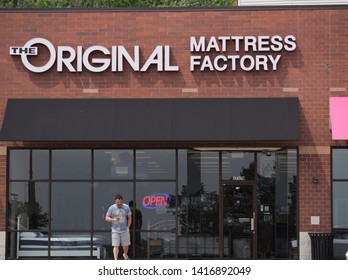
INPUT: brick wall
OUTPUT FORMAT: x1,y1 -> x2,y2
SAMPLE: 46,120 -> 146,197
1,7 -> 348,234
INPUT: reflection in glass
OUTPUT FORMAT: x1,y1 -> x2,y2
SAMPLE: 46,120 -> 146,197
332,149 -> 348,180
333,231 -> 348,260
129,200 -> 143,258
51,182 -> 91,230
94,149 -> 134,179
256,149 -> 297,259
223,184 -> 253,259
52,150 -> 91,179
332,149 -> 348,259
10,231 -> 107,259
8,182 -> 49,230
95,232 -> 112,259
141,231 -> 175,259
222,152 -> 255,181
9,149 -> 49,180
32,150 -> 49,179
178,151 -> 219,258
333,182 -> 348,229
16,231 -> 106,259
136,150 -> 175,180
6,148 -> 298,260
9,150 -> 30,180
46,232 -> 106,259
136,182 -> 176,232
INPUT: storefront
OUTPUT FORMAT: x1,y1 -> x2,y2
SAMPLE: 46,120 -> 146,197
1,5 -> 348,260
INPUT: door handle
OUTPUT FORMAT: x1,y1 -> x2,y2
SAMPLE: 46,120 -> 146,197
250,212 -> 255,231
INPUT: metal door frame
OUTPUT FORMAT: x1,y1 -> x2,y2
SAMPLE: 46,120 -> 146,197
219,180 -> 258,259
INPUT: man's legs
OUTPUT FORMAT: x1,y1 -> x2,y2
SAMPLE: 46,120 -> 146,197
112,232 -> 121,260
120,230 -> 131,260
123,246 -> 129,259
113,246 -> 120,260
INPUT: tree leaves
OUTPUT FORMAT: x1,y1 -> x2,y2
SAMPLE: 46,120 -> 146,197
1,0 -> 236,8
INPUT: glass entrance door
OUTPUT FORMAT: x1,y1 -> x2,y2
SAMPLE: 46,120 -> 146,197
221,183 -> 256,259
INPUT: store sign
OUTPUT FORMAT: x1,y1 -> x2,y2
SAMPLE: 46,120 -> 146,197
233,176 -> 245,180
142,193 -> 171,209
9,35 -> 296,73
190,35 -> 296,71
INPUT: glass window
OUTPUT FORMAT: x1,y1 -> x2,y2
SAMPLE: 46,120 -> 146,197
95,232 -> 112,259
93,182 -> 133,230
136,150 -> 175,180
134,179 -> 178,255
332,148 -> 348,259
222,152 -> 255,181
178,149 -> 188,236
178,151 -> 219,258
136,182 -> 176,231
187,151 -> 219,190
51,182 -> 91,230
32,150 -> 49,179
9,150 -> 30,180
332,149 -> 348,180
94,149 -> 133,179
39,232 -> 106,259
142,231 -> 175,259
9,150 -> 49,180
52,150 -> 91,180
178,149 -> 188,185
333,182 -> 348,229
8,182 -> 49,231
256,149 -> 298,259
7,148 -> 299,260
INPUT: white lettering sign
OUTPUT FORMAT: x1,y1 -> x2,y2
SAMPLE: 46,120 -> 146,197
189,35 -> 296,71
233,176 -> 246,180
9,38 -> 179,73
9,35 -> 296,73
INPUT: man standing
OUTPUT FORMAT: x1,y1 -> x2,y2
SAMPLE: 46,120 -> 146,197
105,194 -> 132,260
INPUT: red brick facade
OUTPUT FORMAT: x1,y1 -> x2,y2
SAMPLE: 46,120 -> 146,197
1,7 -> 348,236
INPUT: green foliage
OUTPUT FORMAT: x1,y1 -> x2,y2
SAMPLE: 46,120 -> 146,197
1,0 -> 235,8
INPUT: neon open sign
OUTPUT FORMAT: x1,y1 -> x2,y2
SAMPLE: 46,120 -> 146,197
142,193 -> 171,209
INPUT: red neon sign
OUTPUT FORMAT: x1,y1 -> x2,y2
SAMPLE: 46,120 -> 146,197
142,193 -> 171,209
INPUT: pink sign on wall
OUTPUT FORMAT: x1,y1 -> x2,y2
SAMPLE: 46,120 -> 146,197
330,97 -> 348,140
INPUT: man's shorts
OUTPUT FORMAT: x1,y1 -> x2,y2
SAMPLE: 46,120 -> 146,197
112,229 -> 131,246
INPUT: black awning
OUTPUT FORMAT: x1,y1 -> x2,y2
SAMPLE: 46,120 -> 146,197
0,98 -> 299,141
